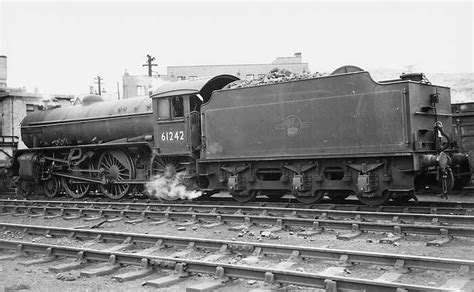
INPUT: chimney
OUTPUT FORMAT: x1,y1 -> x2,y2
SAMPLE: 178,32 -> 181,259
0,55 -> 7,88
294,52 -> 302,62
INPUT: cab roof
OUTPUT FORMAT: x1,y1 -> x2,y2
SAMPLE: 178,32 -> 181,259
150,74 -> 238,102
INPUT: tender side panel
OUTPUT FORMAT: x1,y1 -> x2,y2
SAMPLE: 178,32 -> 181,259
203,90 -> 407,160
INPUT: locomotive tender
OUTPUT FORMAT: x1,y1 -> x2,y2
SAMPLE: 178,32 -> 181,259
12,66 -> 471,206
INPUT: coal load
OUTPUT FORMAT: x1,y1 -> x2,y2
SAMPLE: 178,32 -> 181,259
225,68 -> 326,89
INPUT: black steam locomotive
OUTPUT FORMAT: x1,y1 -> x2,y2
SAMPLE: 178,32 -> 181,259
9,66 -> 471,206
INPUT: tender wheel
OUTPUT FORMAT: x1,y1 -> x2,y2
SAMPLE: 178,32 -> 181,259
99,150 -> 135,200
356,190 -> 390,206
294,190 -> 324,204
43,176 -> 61,198
231,190 -> 257,203
61,162 -> 93,199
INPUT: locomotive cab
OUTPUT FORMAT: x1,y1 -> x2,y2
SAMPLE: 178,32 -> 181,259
152,92 -> 220,156
150,75 -> 238,158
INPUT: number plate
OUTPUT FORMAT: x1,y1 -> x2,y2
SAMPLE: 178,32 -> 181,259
161,131 -> 185,142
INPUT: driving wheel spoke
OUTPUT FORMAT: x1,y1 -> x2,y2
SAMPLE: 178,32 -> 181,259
99,150 -> 134,200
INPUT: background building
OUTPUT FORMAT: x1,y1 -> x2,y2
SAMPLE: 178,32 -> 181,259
0,55 -> 74,170
122,70 -> 168,99
122,52 -> 309,99
167,52 -> 308,81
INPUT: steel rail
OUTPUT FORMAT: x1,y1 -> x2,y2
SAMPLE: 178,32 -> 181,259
0,199 -> 473,226
0,198 -> 474,215
1,204 -> 474,237
1,195 -> 473,215
1,222 -> 472,274
0,239 -> 458,291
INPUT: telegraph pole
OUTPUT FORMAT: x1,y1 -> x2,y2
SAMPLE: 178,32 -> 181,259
117,82 -> 120,100
142,54 -> 157,77
94,76 -> 103,95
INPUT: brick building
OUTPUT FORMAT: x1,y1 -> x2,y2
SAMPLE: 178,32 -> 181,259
167,52 -> 308,81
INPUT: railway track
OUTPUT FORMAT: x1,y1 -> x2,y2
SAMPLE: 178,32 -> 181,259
1,199 -> 473,225
1,200 -> 474,242
0,223 -> 471,291
1,195 -> 473,215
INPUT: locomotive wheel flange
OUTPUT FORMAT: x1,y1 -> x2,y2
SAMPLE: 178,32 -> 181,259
43,176 -> 61,198
231,189 -> 257,203
98,150 -> 135,200
294,190 -> 324,204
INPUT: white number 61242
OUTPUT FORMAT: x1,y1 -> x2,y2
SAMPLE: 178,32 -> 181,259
161,131 -> 184,141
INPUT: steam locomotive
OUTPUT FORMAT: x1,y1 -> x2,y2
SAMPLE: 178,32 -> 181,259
8,66 -> 471,206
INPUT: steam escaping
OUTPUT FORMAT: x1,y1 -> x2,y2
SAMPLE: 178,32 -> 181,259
145,172 -> 202,201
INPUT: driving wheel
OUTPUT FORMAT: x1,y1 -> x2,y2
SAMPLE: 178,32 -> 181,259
148,156 -> 187,201
151,156 -> 185,178
99,150 -> 135,200
61,161 -> 93,199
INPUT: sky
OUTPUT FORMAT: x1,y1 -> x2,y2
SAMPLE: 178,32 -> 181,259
0,1 -> 472,96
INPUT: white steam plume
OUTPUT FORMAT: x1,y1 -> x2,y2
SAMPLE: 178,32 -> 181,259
145,172 -> 202,201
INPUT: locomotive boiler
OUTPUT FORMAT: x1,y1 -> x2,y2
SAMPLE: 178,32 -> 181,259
21,95 -> 154,148
11,67 -> 471,206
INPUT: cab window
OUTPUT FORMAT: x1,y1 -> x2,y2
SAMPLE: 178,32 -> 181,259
157,96 -> 184,120
157,98 -> 170,119
171,96 -> 184,118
